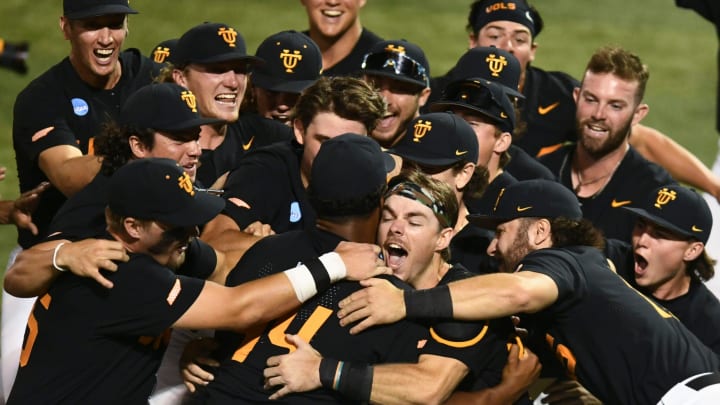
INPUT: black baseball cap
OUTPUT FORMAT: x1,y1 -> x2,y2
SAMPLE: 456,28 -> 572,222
174,22 -> 264,68
431,79 -> 516,133
252,31 -> 322,94
468,179 -> 582,229
451,46 -> 524,99
150,38 -> 178,65
390,112 -> 479,167
622,184 -> 712,244
63,0 -> 138,19
310,134 -> 395,202
361,39 -> 430,89
108,158 -> 224,227
120,83 -> 225,132
469,0 -> 541,37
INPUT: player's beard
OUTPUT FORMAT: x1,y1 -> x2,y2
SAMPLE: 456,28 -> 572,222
497,220 -> 533,273
576,117 -> 632,160
148,227 -> 195,270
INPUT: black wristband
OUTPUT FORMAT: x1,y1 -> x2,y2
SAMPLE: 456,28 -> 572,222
304,257 -> 331,293
404,284 -> 453,319
335,362 -> 373,402
319,358 -> 339,389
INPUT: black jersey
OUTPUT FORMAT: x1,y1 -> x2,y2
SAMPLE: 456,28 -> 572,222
540,144 -> 675,242
519,246 -> 719,404
607,240 -> 720,354
221,140 -> 315,233
7,253 -> 205,404
195,228 -> 426,404
421,265 -> 515,393
12,49 -> 157,248
312,29 -> 383,77
196,113 -> 293,187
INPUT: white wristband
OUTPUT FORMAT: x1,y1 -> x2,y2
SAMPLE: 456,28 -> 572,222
284,263 -> 318,303
319,252 -> 346,282
52,242 -> 68,272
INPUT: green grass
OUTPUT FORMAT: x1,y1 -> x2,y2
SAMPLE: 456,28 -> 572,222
0,0 -> 717,277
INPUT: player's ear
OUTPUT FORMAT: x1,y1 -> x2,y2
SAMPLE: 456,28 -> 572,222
531,218 -> 552,247
683,241 -> 704,262
435,226 -> 454,252
128,135 -> 151,157
123,217 -> 144,239
293,118 -> 305,145
60,16 -> 71,40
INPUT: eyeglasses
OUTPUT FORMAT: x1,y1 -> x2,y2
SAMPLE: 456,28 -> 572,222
361,51 -> 429,87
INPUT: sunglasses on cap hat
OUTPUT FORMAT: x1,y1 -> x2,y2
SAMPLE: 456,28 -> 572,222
361,51 -> 429,88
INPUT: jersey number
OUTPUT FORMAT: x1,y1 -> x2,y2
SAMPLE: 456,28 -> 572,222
19,294 -> 52,367
232,306 -> 332,363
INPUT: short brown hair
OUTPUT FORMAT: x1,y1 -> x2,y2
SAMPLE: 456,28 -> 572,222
292,76 -> 386,133
584,46 -> 649,104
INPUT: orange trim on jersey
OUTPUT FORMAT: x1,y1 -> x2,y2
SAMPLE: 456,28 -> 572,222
429,321 -> 489,348
536,143 -> 564,158
31,126 -> 55,143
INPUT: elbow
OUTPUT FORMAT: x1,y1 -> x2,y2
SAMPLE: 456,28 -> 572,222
508,284 -> 539,314
4,274 -> 36,298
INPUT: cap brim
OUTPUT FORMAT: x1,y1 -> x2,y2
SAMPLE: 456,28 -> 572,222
621,207 -> 693,239
162,191 -> 226,227
388,150 -> 463,168
158,117 -> 226,132
363,70 -> 428,89
252,73 -> 317,94
381,151 -> 396,173
466,213 -> 512,230
65,6 -> 138,19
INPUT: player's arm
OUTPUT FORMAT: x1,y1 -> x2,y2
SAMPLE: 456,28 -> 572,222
0,181 -> 51,234
38,144 -> 101,197
3,238 -> 129,297
630,124 -> 720,199
264,334 -> 466,405
337,271 -> 558,333
444,344 -> 541,405
200,212 -> 262,254
173,242 -> 389,330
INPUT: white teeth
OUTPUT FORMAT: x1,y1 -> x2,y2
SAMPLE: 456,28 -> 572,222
95,49 -> 113,57
388,243 -> 402,249
323,10 -> 342,17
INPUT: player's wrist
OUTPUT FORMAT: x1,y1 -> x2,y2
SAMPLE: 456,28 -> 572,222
404,284 -> 453,319
319,358 -> 372,401
284,252 -> 346,303
52,242 -> 69,272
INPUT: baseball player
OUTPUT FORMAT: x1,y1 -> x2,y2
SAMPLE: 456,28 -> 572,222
249,30 -> 323,126
539,46 -> 675,242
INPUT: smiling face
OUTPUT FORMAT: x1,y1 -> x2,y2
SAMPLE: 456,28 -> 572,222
253,87 -> 301,126
301,0 -> 366,40
574,71 -> 648,159
378,194 -> 452,289
130,130 -> 202,182
631,218 -> 701,295
61,14 -> 128,89
140,221 -> 199,270
365,75 -> 428,148
173,61 -> 250,123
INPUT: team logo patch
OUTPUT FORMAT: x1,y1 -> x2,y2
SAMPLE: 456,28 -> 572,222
181,90 -> 197,112
289,201 -> 302,223
385,44 -> 406,54
218,27 -> 238,48
654,187 -> 677,209
153,46 -> 171,63
485,2 -> 516,13
71,98 -> 89,116
412,120 -> 432,142
177,172 -> 195,196
280,49 -> 303,73
485,54 -> 507,77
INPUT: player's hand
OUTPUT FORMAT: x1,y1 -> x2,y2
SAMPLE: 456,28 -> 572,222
243,221 -> 274,237
334,241 -> 390,281
337,277 -> 405,334
10,181 -> 50,235
0,166 -> 6,182
538,379 -> 602,404
502,343 -> 541,397
55,239 -> 129,288
264,334 -> 322,399
180,337 -> 219,393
